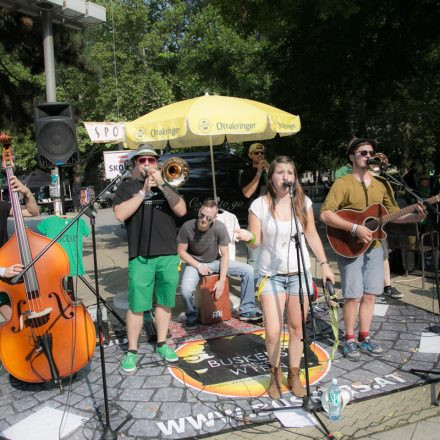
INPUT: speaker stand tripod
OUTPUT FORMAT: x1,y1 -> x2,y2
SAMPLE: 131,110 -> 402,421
379,168 -> 440,398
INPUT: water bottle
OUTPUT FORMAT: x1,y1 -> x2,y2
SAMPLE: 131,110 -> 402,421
327,378 -> 342,421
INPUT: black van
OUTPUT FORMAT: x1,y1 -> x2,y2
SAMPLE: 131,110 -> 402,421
159,151 -> 251,226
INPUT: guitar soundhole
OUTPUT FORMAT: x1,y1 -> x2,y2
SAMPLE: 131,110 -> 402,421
365,217 -> 379,232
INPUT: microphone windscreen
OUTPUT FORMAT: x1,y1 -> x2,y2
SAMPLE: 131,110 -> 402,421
366,158 -> 381,166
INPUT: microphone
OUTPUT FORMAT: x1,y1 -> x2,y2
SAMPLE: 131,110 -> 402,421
324,280 -> 335,297
283,181 -> 294,188
120,169 -> 132,179
122,159 -> 134,178
366,158 -> 382,167
283,181 -> 295,196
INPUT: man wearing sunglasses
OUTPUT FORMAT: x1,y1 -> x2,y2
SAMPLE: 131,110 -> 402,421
321,138 -> 425,362
114,144 -> 187,372
241,143 -> 269,202
333,162 -> 404,301
177,199 -> 262,329
241,143 -> 269,274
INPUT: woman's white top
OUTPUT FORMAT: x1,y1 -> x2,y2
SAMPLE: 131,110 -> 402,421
249,195 -> 313,276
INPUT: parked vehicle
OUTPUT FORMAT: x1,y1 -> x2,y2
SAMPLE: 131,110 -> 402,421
97,184 -> 116,209
159,151 -> 251,226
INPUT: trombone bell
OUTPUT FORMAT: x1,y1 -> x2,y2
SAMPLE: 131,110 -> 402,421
161,157 -> 189,187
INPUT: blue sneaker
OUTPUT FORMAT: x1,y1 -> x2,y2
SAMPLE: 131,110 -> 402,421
239,309 -> 263,322
343,340 -> 360,361
358,337 -> 384,357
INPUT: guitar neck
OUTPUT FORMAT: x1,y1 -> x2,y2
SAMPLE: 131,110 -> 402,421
380,194 -> 440,225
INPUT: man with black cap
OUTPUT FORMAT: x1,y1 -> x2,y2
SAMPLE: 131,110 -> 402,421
241,143 -> 269,270
114,144 -> 187,372
241,142 -> 269,202
320,138 -> 425,361
333,161 -> 404,300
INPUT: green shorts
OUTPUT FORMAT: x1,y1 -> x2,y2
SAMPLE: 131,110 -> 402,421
128,254 -> 180,313
0,292 -> 10,307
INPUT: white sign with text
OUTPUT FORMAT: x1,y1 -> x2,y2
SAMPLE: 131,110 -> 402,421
103,150 -> 132,180
84,122 -> 125,143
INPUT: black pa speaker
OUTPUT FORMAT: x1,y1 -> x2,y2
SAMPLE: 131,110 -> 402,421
34,102 -> 79,167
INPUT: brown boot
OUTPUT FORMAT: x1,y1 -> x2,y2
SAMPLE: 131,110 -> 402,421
268,365 -> 283,400
287,367 -> 306,398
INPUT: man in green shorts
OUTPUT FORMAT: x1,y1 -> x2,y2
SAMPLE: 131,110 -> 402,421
114,144 -> 187,372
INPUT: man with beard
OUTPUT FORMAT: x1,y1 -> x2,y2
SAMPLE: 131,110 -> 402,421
114,144 -> 187,372
177,198 -> 261,329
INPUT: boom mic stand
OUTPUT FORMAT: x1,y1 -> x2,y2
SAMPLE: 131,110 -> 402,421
379,167 -> 440,381
11,168 -> 132,440
264,182 -> 333,439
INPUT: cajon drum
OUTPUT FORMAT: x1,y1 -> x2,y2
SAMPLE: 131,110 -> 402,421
198,274 -> 231,324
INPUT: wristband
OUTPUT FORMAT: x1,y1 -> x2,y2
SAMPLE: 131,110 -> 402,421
247,232 -> 257,245
160,181 -> 167,188
0,266 -> 6,277
138,190 -> 146,198
320,261 -> 329,266
351,223 -> 358,237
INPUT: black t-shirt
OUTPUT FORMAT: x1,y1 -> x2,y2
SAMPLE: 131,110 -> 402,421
114,179 -> 180,259
177,219 -> 230,263
241,167 -> 267,205
0,201 -> 11,248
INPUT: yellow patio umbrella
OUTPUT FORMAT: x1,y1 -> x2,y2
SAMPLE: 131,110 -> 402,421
124,94 -> 301,200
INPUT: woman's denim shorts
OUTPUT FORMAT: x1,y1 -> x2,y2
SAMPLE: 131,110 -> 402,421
258,270 -> 313,296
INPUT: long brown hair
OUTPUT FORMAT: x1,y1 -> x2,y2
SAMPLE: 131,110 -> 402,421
263,155 -> 308,230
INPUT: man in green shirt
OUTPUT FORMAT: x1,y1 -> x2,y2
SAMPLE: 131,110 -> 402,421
334,163 -> 352,180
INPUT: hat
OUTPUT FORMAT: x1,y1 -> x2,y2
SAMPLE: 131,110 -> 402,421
131,143 -> 158,159
346,138 -> 377,163
249,142 -> 265,154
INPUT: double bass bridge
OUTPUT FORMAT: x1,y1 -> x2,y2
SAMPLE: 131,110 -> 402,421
20,307 -> 52,330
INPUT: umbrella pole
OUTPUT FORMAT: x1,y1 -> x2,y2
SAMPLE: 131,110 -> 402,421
209,137 -> 218,201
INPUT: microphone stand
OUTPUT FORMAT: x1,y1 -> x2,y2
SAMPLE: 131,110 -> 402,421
11,169 -> 132,440
264,183 -> 333,439
378,167 -> 440,382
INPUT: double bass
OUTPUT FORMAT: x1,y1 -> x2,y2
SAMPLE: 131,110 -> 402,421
0,133 -> 96,383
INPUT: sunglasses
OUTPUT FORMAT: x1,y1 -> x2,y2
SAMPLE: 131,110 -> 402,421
253,151 -> 265,156
355,150 -> 375,157
137,156 -> 157,164
198,213 -> 214,222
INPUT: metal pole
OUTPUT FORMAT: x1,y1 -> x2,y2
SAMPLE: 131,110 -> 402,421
209,137 -> 218,201
42,11 -> 56,102
42,10 -> 63,215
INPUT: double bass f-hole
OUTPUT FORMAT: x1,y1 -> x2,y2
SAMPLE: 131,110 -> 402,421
0,133 -> 96,384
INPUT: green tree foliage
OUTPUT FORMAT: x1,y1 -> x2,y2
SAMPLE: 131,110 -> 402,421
210,0 -> 440,172
1,0 -> 440,179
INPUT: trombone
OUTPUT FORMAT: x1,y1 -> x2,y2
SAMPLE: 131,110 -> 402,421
160,157 -> 189,187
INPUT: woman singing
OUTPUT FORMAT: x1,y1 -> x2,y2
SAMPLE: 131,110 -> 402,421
236,156 -> 334,399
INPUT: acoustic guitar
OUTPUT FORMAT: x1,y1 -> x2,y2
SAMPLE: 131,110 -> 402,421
326,195 -> 440,258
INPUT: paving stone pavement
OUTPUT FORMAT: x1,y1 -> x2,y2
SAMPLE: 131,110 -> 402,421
1,209 -> 439,439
